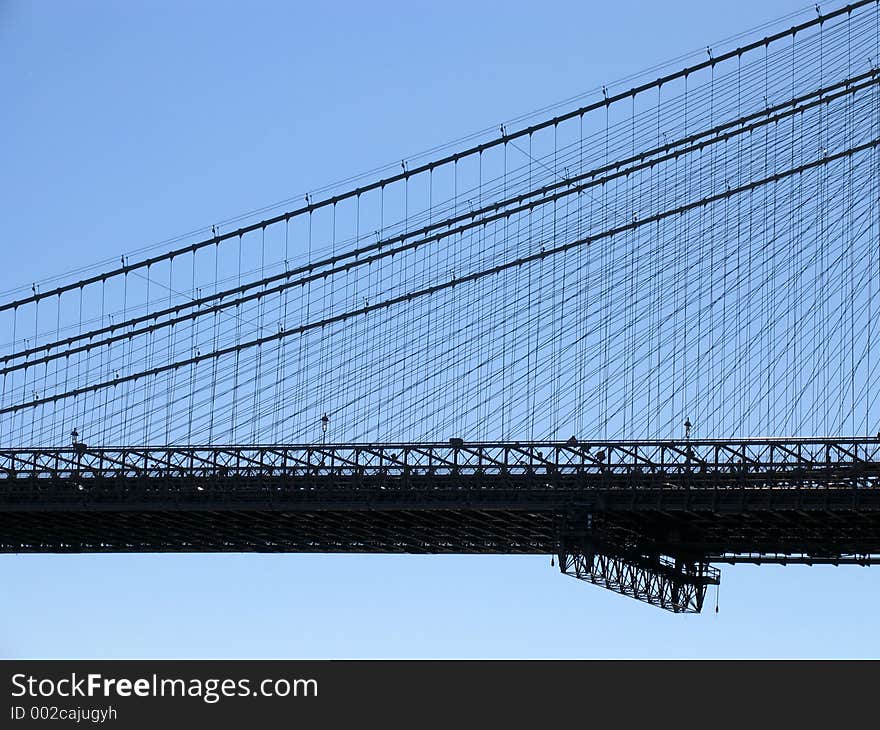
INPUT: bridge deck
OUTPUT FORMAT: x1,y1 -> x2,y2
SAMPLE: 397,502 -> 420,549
1,439 -> 879,562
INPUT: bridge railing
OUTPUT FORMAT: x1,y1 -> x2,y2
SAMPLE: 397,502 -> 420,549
1,439 -> 879,484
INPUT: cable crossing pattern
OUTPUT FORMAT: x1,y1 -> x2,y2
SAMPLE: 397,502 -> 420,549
2,1 -> 880,612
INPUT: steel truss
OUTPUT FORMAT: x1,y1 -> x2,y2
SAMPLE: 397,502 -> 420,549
3,437 -> 880,483
559,551 -> 720,614
1,437 -> 879,612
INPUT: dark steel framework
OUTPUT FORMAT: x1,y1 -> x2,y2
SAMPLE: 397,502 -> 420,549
4,2 -> 880,614
559,553 -> 720,614
2,438 -> 879,612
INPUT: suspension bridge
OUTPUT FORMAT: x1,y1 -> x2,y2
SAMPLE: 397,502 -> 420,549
3,1 -> 880,612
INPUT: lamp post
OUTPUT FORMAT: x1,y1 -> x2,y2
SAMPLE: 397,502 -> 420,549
321,413 -> 329,445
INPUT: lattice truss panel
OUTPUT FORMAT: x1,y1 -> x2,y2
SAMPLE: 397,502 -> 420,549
560,551 -> 720,614
3,438 -> 880,481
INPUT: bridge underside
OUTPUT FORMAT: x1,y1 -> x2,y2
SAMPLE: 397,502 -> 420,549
5,479 -> 880,612
3,482 -> 880,559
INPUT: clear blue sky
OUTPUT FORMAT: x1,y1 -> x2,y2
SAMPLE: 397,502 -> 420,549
2,0 -> 876,659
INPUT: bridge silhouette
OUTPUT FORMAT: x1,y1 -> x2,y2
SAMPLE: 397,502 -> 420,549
3,1 -> 880,612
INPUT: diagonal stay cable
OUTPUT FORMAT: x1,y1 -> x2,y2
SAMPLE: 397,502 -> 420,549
0,0 -> 869,315
3,136 -> 876,417
5,72 -> 875,375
